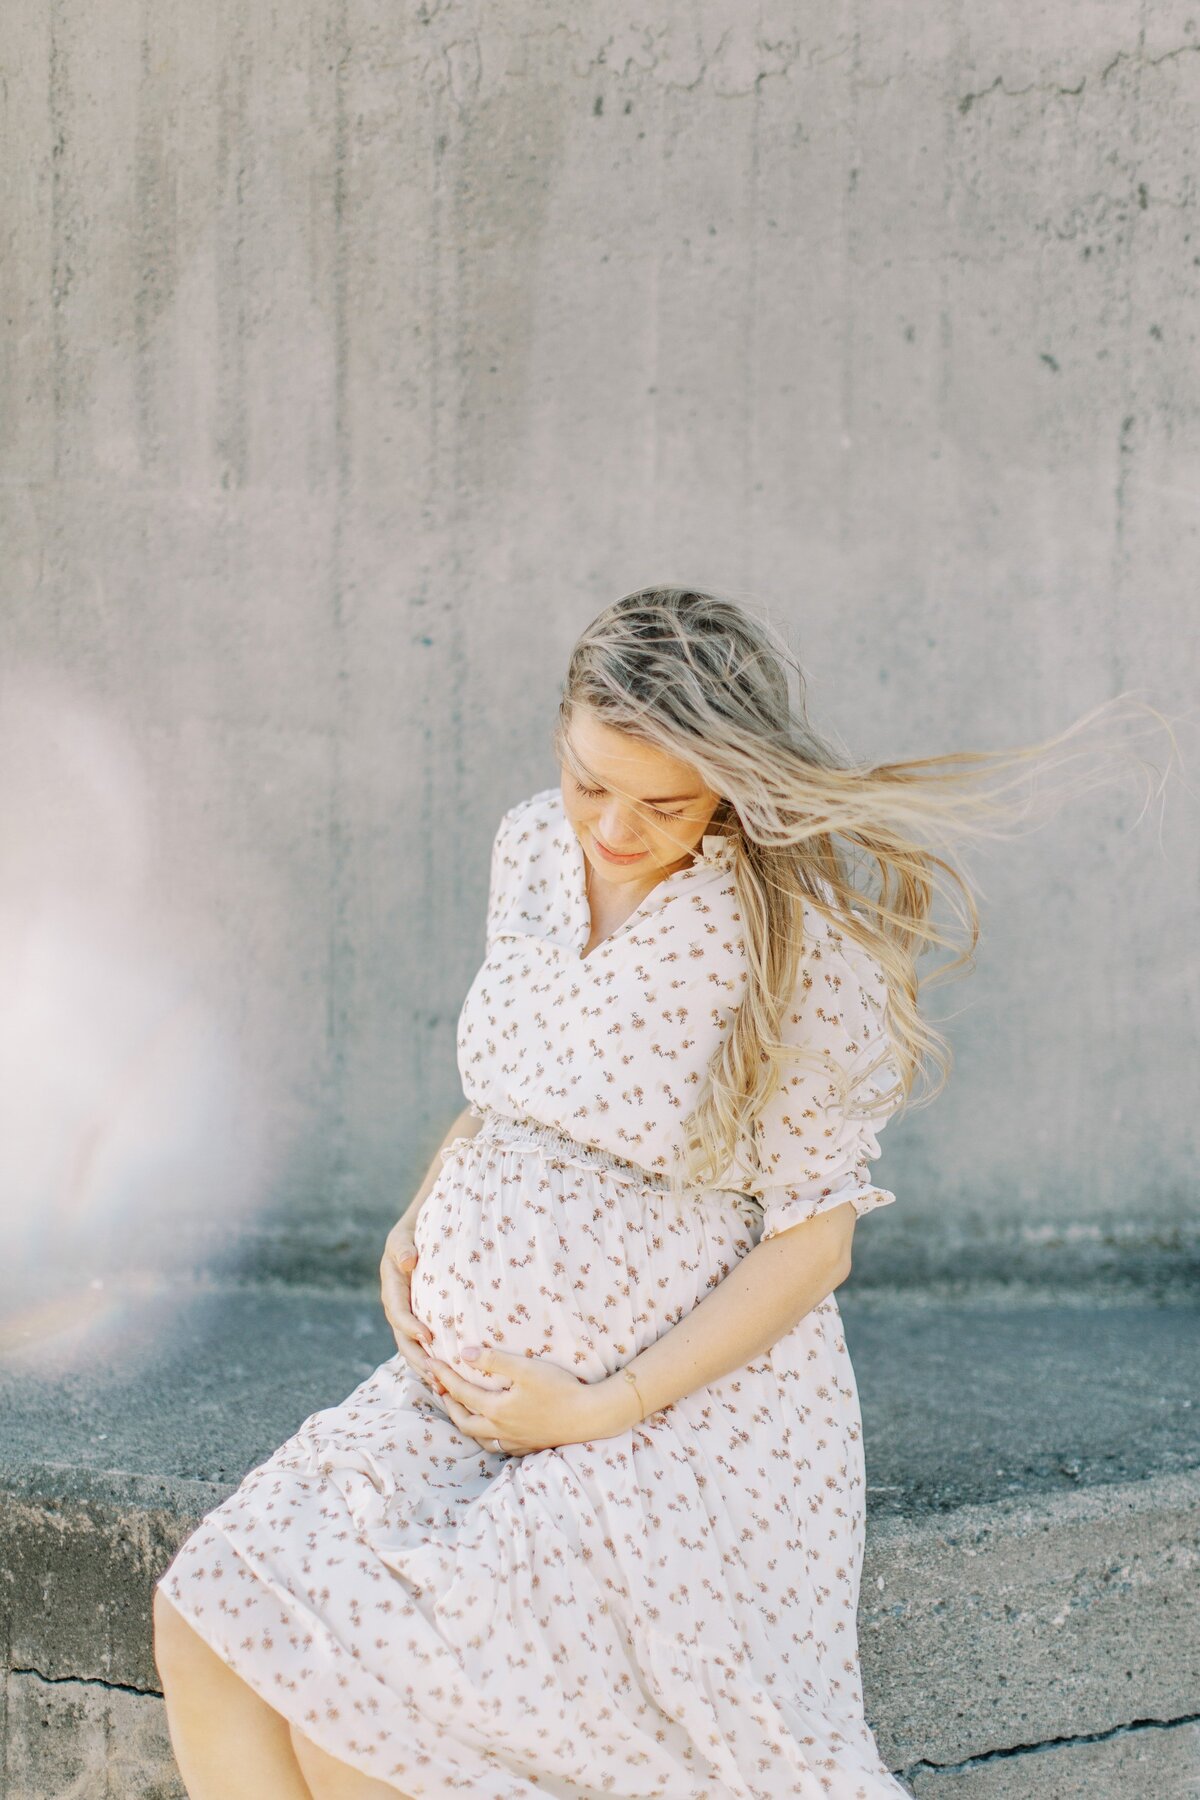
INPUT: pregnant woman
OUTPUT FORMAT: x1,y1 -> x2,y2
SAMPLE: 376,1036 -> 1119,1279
153,586 -> 1146,1797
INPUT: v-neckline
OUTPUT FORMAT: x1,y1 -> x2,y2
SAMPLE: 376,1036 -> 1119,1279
564,816 -> 733,965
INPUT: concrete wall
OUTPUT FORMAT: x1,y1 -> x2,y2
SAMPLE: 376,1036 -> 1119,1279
1,2 -> 1196,1285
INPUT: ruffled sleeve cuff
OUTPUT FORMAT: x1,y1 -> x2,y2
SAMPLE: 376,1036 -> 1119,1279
756,1167 -> 898,1242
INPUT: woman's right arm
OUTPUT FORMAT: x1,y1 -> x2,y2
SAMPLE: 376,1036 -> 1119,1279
380,1102 -> 484,1366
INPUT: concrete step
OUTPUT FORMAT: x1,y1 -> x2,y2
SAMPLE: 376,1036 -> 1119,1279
1,1279 -> 1196,1798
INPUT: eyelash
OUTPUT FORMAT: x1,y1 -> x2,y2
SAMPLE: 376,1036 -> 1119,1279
574,781 -> 680,822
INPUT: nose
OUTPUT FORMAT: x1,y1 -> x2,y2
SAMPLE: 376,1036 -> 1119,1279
596,805 -> 644,851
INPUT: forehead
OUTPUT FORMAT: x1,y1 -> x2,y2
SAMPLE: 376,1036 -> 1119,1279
562,709 -> 697,789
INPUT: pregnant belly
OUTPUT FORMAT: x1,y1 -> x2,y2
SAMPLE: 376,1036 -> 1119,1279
408,1135 -> 759,1393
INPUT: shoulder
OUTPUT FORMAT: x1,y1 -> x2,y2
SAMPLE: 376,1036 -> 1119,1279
795,894 -> 890,1024
491,784 -> 562,858
486,784 -> 563,891
485,784 -> 571,944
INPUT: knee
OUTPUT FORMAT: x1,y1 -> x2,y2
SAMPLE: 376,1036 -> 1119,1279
153,1585 -> 214,1690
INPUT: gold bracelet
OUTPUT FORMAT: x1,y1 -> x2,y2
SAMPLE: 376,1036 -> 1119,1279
620,1364 -> 649,1423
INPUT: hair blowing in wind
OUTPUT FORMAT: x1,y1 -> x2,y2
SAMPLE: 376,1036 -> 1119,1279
552,586 -> 1179,1198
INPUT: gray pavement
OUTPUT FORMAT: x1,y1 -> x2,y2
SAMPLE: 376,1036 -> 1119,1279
1,1279 -> 1194,1515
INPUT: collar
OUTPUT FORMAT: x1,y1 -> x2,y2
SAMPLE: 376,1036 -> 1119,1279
692,833 -> 736,869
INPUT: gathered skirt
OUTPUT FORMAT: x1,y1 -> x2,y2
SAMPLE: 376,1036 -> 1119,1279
157,1110 -> 909,1797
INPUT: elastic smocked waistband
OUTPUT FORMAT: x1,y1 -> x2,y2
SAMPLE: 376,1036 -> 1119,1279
444,1109 -> 762,1221
471,1110 -> 670,1187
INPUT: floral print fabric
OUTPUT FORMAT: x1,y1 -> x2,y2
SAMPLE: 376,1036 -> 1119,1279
156,785 -> 909,1797
473,785 -> 900,1240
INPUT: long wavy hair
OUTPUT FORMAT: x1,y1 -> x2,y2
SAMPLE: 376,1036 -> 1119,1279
551,585 -> 1174,1196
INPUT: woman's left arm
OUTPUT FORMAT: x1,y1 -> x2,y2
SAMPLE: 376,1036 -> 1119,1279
592,918 -> 902,1438
427,1205 -> 856,1454
581,1201 -> 856,1438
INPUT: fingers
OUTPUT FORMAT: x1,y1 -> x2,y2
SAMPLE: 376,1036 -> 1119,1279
438,1388 -> 500,1440
379,1255 -> 434,1353
383,1218 -> 419,1261
383,1310 -> 444,1404
430,1358 -> 512,1413
390,1321 -> 441,1388
390,1332 -> 448,1403
379,1233 -> 417,1278
437,1390 -> 524,1456
382,1290 -> 431,1356
381,1230 -> 419,1288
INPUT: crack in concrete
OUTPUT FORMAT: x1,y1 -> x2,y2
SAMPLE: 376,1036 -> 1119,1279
1100,42 -> 1200,83
898,1708 -> 1200,1779
959,40 -> 1200,113
8,1664 -> 159,1700
958,74 -> 1085,114
586,24 -> 805,97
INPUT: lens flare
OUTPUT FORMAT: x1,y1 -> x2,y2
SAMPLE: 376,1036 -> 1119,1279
0,673 -> 278,1360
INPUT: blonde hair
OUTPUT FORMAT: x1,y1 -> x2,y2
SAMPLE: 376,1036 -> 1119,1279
551,585 -> 1176,1196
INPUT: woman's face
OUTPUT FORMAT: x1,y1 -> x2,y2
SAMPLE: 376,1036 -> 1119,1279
559,708 -> 723,888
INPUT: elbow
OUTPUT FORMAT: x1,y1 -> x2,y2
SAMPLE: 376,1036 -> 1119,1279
831,1253 -> 853,1291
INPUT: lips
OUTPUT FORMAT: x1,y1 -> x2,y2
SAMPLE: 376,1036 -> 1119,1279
593,836 -> 646,862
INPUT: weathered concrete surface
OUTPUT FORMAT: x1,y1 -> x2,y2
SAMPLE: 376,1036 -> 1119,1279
908,1720 -> 1200,1798
2,1282 -> 1198,1523
4,1668 -> 1196,1800
10,1682 -> 1194,1800
865,1470 -> 1200,1773
4,1672 -> 183,1800
0,1281 -> 1196,1789
0,2 -> 1196,1294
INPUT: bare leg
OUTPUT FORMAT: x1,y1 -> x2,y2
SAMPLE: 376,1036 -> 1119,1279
153,1588 -> 314,1800
290,1722 -> 417,1799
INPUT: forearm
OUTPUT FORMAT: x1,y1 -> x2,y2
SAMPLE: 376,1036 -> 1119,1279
587,1203 -> 855,1436
398,1102 -> 484,1232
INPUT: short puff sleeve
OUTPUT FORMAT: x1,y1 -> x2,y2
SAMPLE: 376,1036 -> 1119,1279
455,799 -> 526,1120
483,798 -> 527,955
746,914 -> 902,1242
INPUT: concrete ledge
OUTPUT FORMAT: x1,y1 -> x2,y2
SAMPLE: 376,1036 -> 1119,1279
906,1720 -> 1200,1798
864,1469 -> 1200,1777
2,1672 -> 182,1800
1,1281 -> 1196,1796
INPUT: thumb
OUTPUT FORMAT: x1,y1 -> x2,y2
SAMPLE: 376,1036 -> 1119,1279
461,1343 -> 519,1375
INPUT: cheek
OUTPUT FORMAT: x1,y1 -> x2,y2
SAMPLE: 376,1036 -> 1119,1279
559,788 -> 585,830
649,823 -> 691,860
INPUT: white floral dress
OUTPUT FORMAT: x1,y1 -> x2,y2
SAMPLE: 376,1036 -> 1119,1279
157,784 -> 910,1798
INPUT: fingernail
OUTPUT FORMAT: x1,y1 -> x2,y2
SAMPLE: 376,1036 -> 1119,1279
462,1344 -> 480,1360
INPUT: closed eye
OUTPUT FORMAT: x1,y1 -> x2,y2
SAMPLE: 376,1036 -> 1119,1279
574,780 -> 681,822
